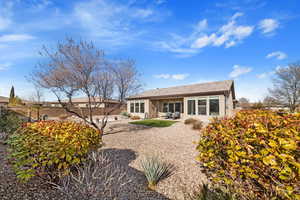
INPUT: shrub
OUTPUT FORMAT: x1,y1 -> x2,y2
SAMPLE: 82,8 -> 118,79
121,111 -> 130,117
8,121 -> 102,182
196,110 -> 300,200
184,118 -> 198,125
193,120 -> 203,130
140,155 -> 173,190
58,114 -> 69,121
130,115 -> 141,120
0,109 -> 23,141
52,151 -> 131,199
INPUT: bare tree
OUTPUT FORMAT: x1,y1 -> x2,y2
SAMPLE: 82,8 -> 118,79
263,96 -> 278,109
31,38 -> 141,139
113,59 -> 142,103
28,85 -> 44,121
237,97 -> 250,109
268,62 -> 300,112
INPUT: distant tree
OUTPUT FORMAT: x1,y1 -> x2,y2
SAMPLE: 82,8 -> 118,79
268,62 -> 300,112
251,101 -> 264,110
9,86 -> 15,104
263,96 -> 278,109
31,38 -> 141,140
28,85 -> 44,121
238,97 -> 250,109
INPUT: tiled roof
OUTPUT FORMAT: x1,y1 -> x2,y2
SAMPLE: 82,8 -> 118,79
127,80 -> 234,99
0,96 -> 9,103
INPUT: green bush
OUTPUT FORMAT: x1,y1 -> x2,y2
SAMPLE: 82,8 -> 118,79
0,109 -> 23,140
8,121 -> 102,182
196,110 -> 300,200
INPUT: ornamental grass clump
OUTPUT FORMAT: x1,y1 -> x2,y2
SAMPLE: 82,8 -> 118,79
140,155 -> 173,189
184,118 -> 198,125
8,121 -> 102,182
197,110 -> 300,200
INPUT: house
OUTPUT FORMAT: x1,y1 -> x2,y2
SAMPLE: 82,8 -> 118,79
126,80 -> 236,121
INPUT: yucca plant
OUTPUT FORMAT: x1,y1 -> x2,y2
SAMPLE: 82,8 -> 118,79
140,155 -> 173,190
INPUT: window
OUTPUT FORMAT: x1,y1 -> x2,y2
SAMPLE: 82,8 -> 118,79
187,100 -> 196,115
169,103 -> 174,113
198,99 -> 207,115
163,103 -> 168,112
175,103 -> 181,113
135,102 -> 139,113
209,97 -> 219,116
140,102 -> 145,113
130,103 -> 134,113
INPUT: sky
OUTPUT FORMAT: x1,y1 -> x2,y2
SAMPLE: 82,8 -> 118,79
0,0 -> 299,102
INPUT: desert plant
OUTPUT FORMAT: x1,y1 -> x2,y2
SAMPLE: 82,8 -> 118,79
184,118 -> 197,125
196,110 -> 300,200
52,151 -> 131,200
130,115 -> 141,120
140,155 -> 173,190
192,120 -> 203,130
8,121 -> 102,182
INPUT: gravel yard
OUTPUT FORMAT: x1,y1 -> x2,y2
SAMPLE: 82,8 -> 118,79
104,120 -> 207,200
0,120 -> 206,200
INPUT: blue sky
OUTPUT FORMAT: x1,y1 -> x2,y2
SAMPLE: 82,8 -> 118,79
0,0 -> 299,101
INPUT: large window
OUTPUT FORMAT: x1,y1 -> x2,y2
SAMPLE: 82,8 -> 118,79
209,97 -> 219,116
163,103 -> 168,112
135,102 -> 140,113
198,99 -> 207,115
140,102 -> 145,113
130,103 -> 134,113
188,100 -> 196,115
169,103 -> 174,113
175,103 -> 181,112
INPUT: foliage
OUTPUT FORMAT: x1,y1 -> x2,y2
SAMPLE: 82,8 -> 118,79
52,151 -> 131,200
8,121 -> 102,182
183,184 -> 235,200
140,155 -> 173,189
130,115 -> 141,120
196,110 -> 300,200
9,86 -> 15,103
121,111 -> 130,118
193,120 -> 203,130
0,109 -> 23,140
184,118 -> 198,125
130,119 -> 177,127
8,96 -> 23,106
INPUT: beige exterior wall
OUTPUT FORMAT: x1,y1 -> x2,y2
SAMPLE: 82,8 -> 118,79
182,95 -> 227,122
127,99 -> 149,118
127,94 -> 234,121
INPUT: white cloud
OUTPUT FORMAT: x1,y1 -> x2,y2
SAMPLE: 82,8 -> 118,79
132,9 -> 153,18
191,33 -> 216,48
0,34 -> 35,42
266,51 -> 287,60
259,18 -> 279,35
157,12 -> 253,56
256,71 -> 275,79
0,62 -> 12,70
229,65 -> 252,78
154,73 -> 189,80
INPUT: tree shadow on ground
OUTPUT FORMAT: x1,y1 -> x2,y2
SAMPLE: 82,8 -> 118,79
100,148 -> 170,200
104,123 -> 152,136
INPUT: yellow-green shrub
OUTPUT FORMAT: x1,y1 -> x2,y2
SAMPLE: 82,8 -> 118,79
197,110 -> 300,200
8,121 -> 102,182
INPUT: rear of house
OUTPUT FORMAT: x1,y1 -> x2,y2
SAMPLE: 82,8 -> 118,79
126,80 -> 236,122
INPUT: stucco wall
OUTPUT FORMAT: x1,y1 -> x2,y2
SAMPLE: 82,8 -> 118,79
183,95 -> 226,122
127,99 -> 149,118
